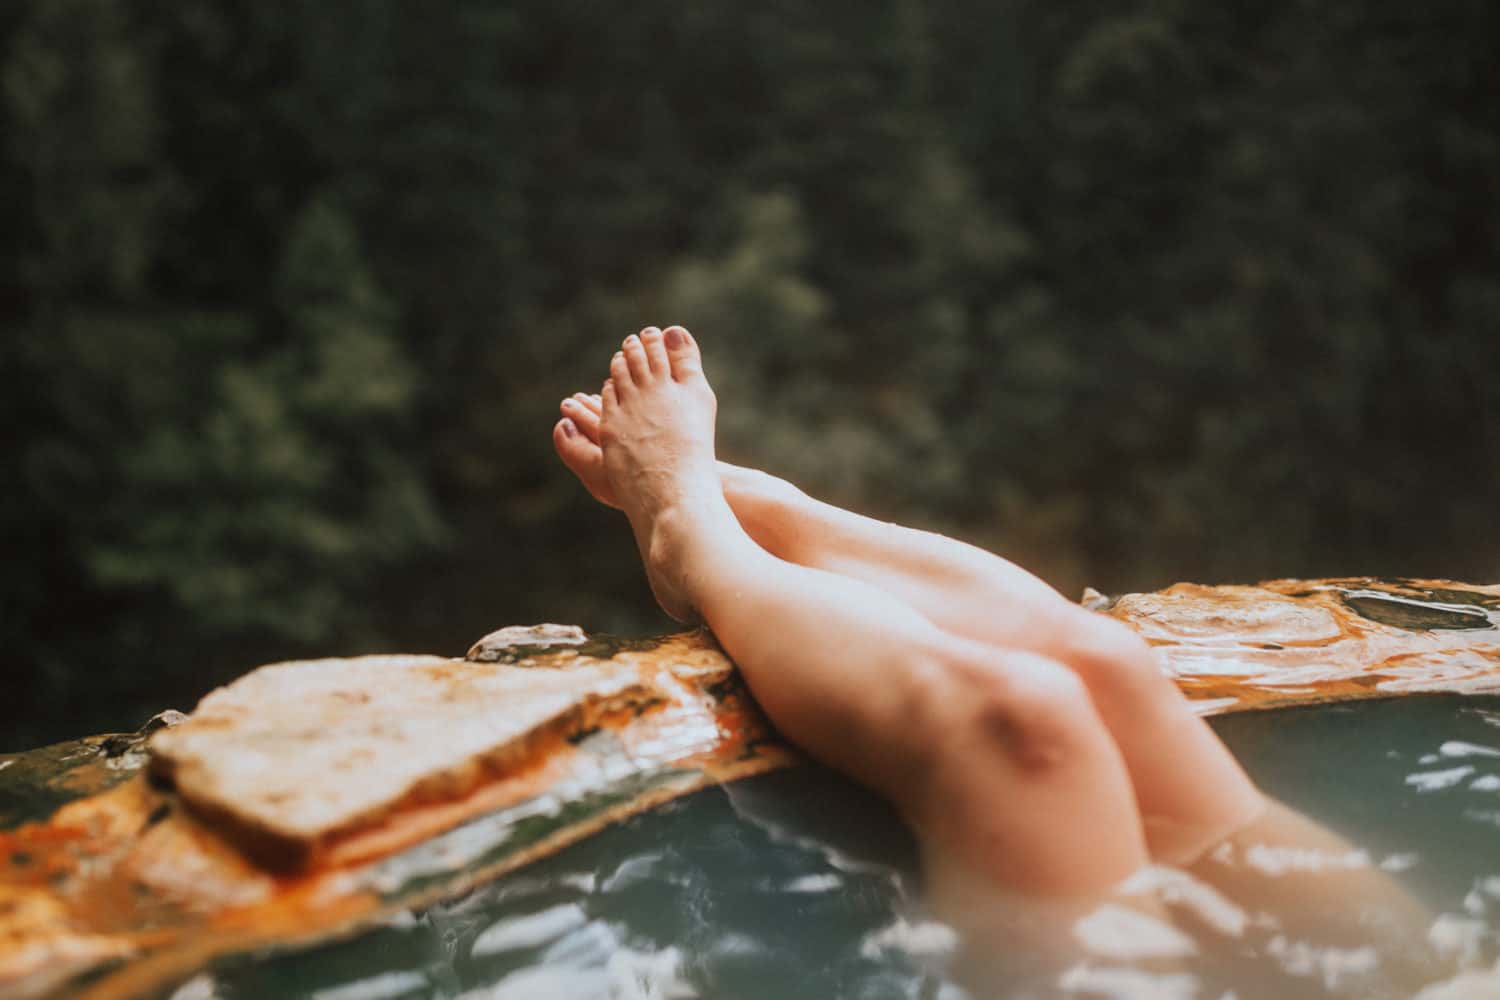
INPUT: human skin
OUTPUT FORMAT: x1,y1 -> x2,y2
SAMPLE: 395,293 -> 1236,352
553,328 -> 1266,877
552,325 -> 1266,896
552,331 -> 1441,987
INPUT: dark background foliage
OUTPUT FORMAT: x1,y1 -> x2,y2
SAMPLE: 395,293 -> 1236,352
3,0 -> 1497,750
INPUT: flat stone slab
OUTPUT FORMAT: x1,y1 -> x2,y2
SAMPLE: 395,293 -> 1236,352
1107,577 -> 1500,713
3,630 -> 784,1000
147,653 -> 657,871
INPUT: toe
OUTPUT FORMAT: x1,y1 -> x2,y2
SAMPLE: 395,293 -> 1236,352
573,392 -> 603,416
601,378 -> 618,411
560,396 -> 601,442
662,326 -> 703,382
553,417 -> 581,454
640,327 -> 669,375
622,334 -> 651,383
553,417 -> 615,507
609,352 -> 631,394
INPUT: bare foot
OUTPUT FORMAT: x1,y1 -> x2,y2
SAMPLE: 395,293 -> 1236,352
596,325 -> 722,622
551,325 -> 706,511
553,390 -> 618,507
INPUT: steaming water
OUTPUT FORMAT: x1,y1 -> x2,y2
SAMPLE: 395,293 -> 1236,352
179,695 -> 1500,999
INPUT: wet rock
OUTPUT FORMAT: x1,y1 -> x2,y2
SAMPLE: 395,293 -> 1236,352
147,653 -> 658,871
1,629 -> 788,999
467,625 -> 589,662
3,579 -> 1498,999
1107,577 -> 1500,714
99,711 -> 186,760
1340,590 -> 1492,631
99,734 -> 137,759
141,710 -> 187,735
1079,587 -> 1115,612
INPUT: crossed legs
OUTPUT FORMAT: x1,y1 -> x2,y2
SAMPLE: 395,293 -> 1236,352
552,325 -> 1266,897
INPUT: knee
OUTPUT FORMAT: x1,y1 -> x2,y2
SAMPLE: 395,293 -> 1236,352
1058,610 -> 1172,698
944,650 -> 1102,774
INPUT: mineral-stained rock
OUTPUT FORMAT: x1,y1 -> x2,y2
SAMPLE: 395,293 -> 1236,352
466,623 -> 589,660
0,890 -> 135,1000
2,577 -> 1499,1000
147,654 -> 658,871
1,630 -> 784,1000
1107,577 -> 1500,713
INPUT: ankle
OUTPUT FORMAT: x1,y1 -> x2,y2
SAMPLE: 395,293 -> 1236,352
648,494 -> 753,573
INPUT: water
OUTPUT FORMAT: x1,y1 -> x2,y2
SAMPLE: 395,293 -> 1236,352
179,695 -> 1500,999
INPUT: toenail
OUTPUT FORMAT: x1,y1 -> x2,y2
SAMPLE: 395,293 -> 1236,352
560,419 -> 576,438
665,327 -> 685,349
624,335 -> 639,347
562,399 -> 577,411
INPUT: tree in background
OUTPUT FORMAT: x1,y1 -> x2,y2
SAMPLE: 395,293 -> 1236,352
2,0 -> 1496,747
3,1 -> 440,736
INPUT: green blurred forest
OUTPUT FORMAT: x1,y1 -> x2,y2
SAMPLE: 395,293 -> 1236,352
4,1 -> 1497,750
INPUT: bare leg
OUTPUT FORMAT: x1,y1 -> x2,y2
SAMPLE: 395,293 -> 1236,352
555,334 -> 1264,864
560,329 -> 1439,987
557,397 -> 1065,632
591,325 -> 1149,898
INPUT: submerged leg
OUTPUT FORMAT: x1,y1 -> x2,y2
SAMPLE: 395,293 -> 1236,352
591,325 -> 1149,898
555,331 -> 1264,864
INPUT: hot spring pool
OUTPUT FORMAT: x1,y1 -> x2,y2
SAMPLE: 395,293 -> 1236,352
176,695 -> 1500,999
